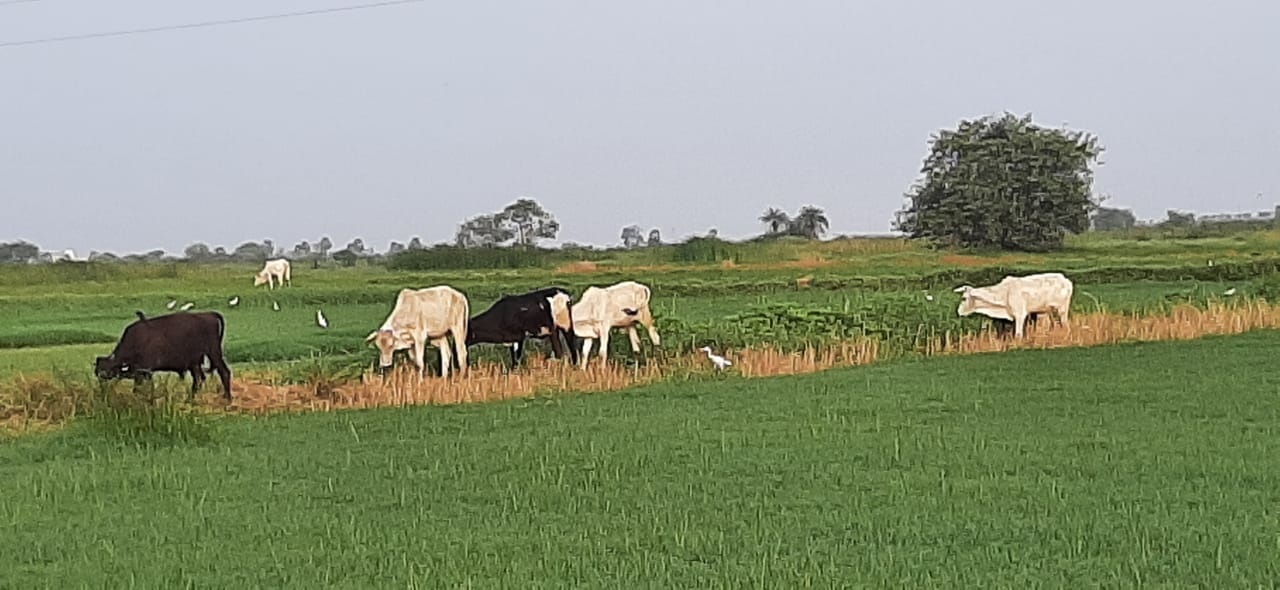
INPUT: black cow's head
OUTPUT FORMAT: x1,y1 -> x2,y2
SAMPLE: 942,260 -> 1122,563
94,354 -> 126,380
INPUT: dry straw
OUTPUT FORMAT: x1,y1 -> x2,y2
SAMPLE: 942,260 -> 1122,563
212,301 -> 1280,416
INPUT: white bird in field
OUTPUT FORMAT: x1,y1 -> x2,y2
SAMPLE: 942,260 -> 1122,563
1223,287 -> 1237,296
698,346 -> 733,371
228,296 -> 239,307
316,309 -> 329,329
179,302 -> 194,311
925,294 -> 935,302
272,301 -> 280,311
166,300 -> 177,310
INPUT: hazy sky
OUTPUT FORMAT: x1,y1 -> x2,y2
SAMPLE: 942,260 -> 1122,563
3,1 -> 1278,256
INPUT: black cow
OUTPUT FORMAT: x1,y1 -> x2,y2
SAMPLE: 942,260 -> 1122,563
465,287 -> 579,368
95,311 -> 233,399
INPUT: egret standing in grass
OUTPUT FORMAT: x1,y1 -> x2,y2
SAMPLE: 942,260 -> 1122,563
166,300 -> 177,310
272,301 -> 280,312
228,296 -> 239,307
179,302 -> 194,311
316,309 -> 329,329
698,346 -> 733,371
1224,287 -> 1237,296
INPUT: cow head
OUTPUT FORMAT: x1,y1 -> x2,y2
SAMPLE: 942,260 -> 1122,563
94,354 -> 126,380
954,285 -> 1013,321
546,292 -> 573,331
253,271 -> 269,286
365,328 -> 404,371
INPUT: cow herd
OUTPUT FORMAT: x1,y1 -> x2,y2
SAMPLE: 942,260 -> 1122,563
93,260 -> 665,400
365,280 -> 662,379
92,259 -> 1075,402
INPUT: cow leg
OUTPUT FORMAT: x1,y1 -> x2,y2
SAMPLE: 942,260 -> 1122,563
1057,305 -> 1070,329
433,338 -> 451,378
207,351 -> 233,400
627,325 -> 642,354
598,328 -> 611,366
562,329 -> 580,366
190,364 -> 205,395
578,337 -> 593,370
548,331 -> 566,361
509,340 -> 525,368
132,370 -> 154,395
454,333 -> 468,375
413,339 -> 427,379
1014,314 -> 1027,338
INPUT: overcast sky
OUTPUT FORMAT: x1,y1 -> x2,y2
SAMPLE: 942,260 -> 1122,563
3,1 -> 1278,256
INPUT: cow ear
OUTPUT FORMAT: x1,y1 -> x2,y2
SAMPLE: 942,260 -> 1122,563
953,285 -> 971,294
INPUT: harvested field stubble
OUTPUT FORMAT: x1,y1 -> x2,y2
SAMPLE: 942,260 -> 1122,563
209,301 -> 1280,416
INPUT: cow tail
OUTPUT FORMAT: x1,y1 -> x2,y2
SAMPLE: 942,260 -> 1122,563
209,312 -> 226,372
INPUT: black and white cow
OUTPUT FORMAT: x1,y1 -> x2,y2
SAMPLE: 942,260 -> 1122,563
465,287 -> 578,367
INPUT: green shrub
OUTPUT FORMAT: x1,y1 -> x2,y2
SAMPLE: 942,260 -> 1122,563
670,237 -> 743,263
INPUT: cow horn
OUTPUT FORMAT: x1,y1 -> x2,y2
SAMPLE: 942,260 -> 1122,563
953,285 -> 972,294
365,331 -> 379,343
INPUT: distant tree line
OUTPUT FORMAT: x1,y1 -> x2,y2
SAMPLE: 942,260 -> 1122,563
19,110 -> 1270,259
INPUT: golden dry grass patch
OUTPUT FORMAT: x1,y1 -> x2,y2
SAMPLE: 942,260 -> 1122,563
552,260 -> 600,274
209,302 -> 1280,416
7,302 -> 1279,432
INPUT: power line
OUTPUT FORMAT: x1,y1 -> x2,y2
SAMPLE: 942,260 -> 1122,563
0,0 -> 424,48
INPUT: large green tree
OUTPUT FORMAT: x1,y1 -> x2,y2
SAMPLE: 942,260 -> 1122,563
894,113 -> 1103,251
790,206 -> 829,239
454,198 -> 560,248
1090,206 -> 1136,231
758,207 -> 790,235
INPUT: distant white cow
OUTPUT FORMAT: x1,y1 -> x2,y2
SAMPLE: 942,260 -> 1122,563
954,272 -> 1074,338
253,259 -> 292,289
571,280 -> 661,368
366,286 -> 469,378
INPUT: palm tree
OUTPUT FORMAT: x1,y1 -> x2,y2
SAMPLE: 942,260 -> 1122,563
758,207 -> 790,235
791,206 -> 830,239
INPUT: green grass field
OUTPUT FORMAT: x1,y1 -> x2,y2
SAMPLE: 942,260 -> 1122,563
2,229 -> 1273,382
2,333 -> 1278,586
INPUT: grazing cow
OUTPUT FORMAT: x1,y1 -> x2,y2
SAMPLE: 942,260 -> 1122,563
571,280 -> 661,368
366,286 -> 469,378
954,272 -> 1073,338
466,287 -> 578,367
253,258 -> 292,289
94,311 -> 233,398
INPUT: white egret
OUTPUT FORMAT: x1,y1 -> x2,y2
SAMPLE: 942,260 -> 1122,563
698,346 -> 733,371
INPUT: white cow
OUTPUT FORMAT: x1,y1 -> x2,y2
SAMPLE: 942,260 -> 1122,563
953,272 -> 1074,338
253,258 -> 292,289
366,286 -> 469,378
571,280 -> 661,368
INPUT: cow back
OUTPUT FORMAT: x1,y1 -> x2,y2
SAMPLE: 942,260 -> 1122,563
1002,273 -> 1073,313
385,286 -> 467,340
112,312 -> 225,370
